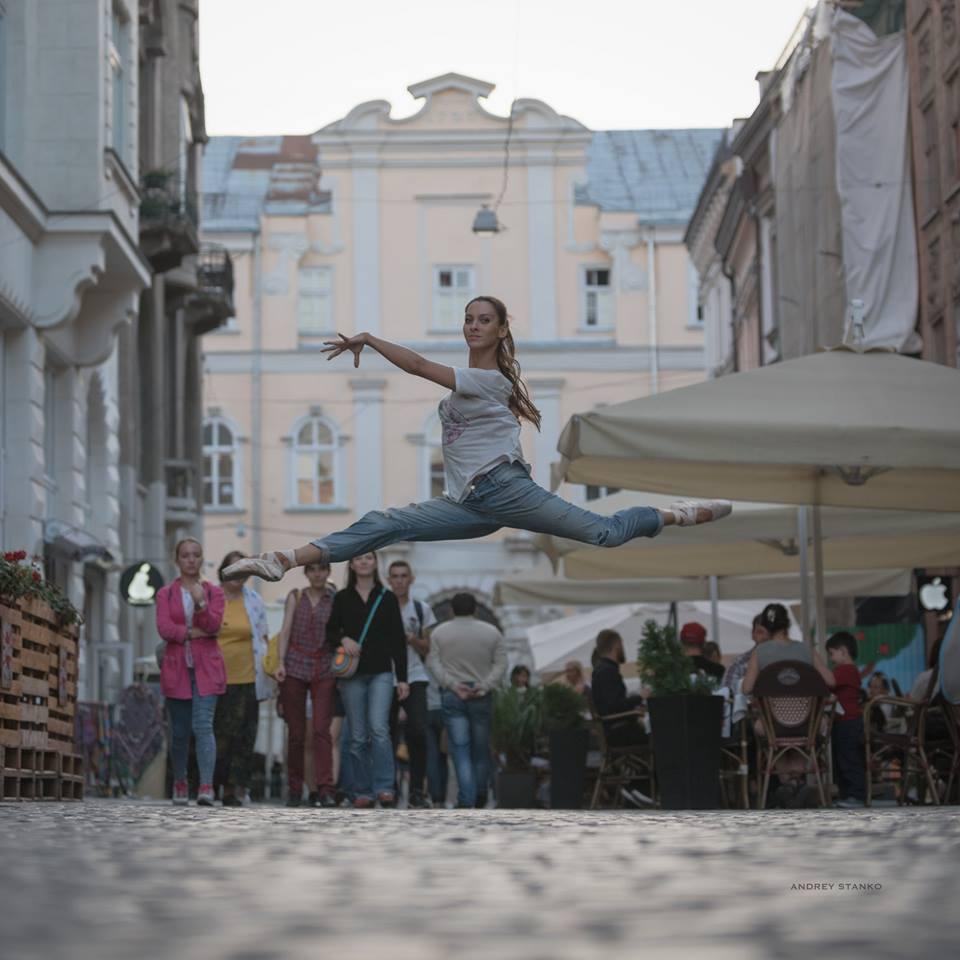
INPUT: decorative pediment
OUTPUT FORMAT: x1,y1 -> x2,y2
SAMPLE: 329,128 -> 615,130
317,74 -> 588,136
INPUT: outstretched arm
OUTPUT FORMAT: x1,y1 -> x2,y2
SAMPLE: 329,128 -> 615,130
323,332 -> 455,390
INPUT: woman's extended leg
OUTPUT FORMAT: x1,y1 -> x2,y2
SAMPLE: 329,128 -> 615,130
224,497 -> 500,581
479,462 -> 730,547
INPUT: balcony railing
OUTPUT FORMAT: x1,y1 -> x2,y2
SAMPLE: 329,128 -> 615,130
140,170 -> 200,272
196,243 -> 234,299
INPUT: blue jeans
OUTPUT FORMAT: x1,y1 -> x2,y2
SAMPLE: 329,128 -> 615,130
442,690 -> 493,808
338,672 -> 396,799
167,670 -> 218,786
312,461 -> 663,559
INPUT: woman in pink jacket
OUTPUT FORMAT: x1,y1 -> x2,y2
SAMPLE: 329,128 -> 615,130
156,537 -> 226,806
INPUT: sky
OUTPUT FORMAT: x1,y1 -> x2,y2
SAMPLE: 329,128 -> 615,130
200,0 -> 813,136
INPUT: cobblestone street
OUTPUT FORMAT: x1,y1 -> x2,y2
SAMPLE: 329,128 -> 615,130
1,801 -> 958,959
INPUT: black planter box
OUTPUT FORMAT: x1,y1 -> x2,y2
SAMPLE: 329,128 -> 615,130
496,770 -> 537,808
549,728 -> 589,809
648,695 -> 724,809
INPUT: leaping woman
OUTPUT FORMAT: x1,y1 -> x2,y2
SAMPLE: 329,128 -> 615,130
223,296 -> 731,583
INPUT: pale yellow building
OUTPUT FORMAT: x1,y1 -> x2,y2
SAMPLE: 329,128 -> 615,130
200,74 -> 721,653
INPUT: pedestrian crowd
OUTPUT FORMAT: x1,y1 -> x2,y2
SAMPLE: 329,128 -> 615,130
155,537 -> 951,809
155,538 -> 513,808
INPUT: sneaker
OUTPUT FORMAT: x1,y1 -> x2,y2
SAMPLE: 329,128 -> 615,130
319,792 -> 338,808
197,784 -> 215,807
222,550 -> 295,583
621,788 -> 655,808
407,791 -> 432,809
221,794 -> 243,808
172,780 -> 189,806
628,788 -> 655,807
307,791 -> 320,808
667,499 -> 733,527
834,796 -> 865,808
285,795 -> 303,808
352,796 -> 374,809
377,791 -> 397,808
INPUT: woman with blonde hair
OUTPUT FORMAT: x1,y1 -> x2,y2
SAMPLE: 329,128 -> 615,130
156,537 -> 226,806
223,296 -> 731,585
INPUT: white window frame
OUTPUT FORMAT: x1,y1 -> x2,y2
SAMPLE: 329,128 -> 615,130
287,414 -> 341,511
420,413 -> 445,501
202,416 -> 243,511
109,4 -> 128,162
581,265 -> 613,330
297,265 -> 335,336
431,264 -> 475,332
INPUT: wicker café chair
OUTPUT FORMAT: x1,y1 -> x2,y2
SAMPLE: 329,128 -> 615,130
753,660 -> 833,809
864,668 -> 956,806
588,703 -> 655,809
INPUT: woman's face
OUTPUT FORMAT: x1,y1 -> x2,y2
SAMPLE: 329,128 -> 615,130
512,669 -> 530,689
463,300 -> 506,351
868,675 -> 886,698
305,564 -> 330,589
351,553 -> 378,578
177,541 -> 203,578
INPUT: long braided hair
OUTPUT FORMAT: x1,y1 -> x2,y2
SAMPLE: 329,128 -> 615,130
466,296 -> 542,431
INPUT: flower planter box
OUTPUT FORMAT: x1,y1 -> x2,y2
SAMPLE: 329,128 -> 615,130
648,695 -> 724,810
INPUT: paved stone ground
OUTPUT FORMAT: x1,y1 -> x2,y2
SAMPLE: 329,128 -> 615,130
1,801 -> 958,960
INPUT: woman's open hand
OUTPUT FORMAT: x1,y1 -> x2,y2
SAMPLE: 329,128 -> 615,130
322,332 -> 367,367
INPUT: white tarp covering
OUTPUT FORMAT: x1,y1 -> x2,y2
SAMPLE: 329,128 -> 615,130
830,9 -> 918,352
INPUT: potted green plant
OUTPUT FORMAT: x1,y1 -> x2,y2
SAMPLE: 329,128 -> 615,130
492,685 -> 542,808
542,683 -> 589,809
637,619 -> 723,809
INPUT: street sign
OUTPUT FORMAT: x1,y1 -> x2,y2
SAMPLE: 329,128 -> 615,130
120,562 -> 164,606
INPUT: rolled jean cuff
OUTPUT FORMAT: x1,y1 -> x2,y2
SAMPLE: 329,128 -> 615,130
651,509 -> 665,538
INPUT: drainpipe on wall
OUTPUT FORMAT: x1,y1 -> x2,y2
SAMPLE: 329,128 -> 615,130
753,204 -> 765,366
722,259 -> 738,374
645,226 -> 660,394
251,231 -> 262,561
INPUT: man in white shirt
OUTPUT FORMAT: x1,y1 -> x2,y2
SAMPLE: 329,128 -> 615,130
387,560 -> 437,808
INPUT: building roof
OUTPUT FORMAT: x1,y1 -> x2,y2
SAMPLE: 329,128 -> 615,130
576,129 -> 726,224
201,127 -> 724,232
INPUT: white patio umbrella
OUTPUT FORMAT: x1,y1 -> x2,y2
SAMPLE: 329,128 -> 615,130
551,349 -> 960,646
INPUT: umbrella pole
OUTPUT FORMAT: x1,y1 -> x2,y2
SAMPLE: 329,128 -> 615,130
709,575 -> 721,648
812,505 -> 827,653
798,507 -> 812,647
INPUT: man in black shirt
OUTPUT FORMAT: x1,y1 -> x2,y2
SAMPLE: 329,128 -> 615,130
591,629 -> 646,749
680,622 -> 725,682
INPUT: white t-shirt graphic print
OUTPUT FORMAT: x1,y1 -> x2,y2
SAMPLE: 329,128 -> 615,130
438,367 -> 529,501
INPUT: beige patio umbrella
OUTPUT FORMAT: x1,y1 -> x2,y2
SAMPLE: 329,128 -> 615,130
552,348 -> 960,511
537,491 -> 960,580
493,568 -> 912,607
551,349 -> 960,645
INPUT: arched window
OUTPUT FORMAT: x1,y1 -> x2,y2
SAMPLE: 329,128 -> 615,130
423,413 -> 445,500
202,417 -> 240,508
290,415 -> 339,507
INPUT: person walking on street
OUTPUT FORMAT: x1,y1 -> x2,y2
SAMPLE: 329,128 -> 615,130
276,560 -> 338,807
223,297 -> 732,586
156,538 -> 226,807
327,552 -> 408,808
387,560 -> 437,808
427,593 -> 506,809
214,551 -> 272,806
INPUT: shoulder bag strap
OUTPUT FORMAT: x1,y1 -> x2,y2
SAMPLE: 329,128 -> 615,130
356,588 -> 388,648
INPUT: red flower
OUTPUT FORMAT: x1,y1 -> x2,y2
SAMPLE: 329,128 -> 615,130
32,571 -> 41,583
878,644 -> 889,656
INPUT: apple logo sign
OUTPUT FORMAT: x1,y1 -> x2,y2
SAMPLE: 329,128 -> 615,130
919,577 -> 949,612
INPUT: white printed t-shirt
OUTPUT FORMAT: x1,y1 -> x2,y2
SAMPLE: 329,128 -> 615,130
399,597 -> 437,685
438,367 -> 529,502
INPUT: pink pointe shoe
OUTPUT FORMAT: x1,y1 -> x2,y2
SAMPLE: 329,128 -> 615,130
222,550 -> 297,582
667,499 -> 733,527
